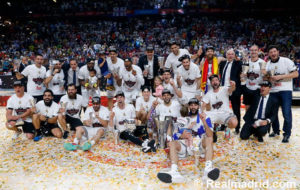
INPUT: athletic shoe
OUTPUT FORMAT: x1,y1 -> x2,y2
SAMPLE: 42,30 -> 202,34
12,131 -> 22,140
82,142 -> 92,151
142,139 -> 151,153
33,135 -> 43,142
157,169 -> 185,183
269,132 -> 280,138
204,165 -> 220,181
224,128 -> 231,139
63,142 -> 78,151
147,139 -> 156,152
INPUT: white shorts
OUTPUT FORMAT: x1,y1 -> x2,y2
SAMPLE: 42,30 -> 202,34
206,111 -> 236,125
83,126 -> 105,140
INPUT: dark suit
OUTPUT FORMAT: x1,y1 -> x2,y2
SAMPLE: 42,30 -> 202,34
240,94 -> 277,139
138,54 -> 160,91
219,60 -> 242,132
18,63 -> 28,92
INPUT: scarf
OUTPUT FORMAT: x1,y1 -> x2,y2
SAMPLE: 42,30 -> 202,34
200,57 -> 218,92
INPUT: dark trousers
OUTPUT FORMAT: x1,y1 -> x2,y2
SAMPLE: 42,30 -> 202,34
230,92 -> 241,132
270,91 -> 292,137
143,78 -> 155,92
120,131 -> 143,146
240,123 -> 269,140
76,86 -> 81,95
53,95 -> 64,103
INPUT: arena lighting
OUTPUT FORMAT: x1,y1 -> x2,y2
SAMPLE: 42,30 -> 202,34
28,11 -> 32,14
53,0 -> 57,3
7,2 -> 11,6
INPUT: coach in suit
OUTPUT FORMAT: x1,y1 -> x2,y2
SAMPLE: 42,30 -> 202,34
240,81 -> 277,142
219,49 -> 242,134
138,45 -> 160,91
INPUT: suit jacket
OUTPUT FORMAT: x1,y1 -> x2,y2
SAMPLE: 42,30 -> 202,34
138,54 -> 160,78
219,60 -> 242,95
243,94 -> 277,124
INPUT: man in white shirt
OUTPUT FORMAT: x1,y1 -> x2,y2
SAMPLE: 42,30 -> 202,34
64,96 -> 109,151
265,45 -> 299,143
164,40 -> 201,73
17,54 -> 46,102
109,91 -> 156,153
136,86 -> 155,125
161,69 -> 183,101
202,75 -> 238,129
176,54 -> 201,100
45,60 -> 66,103
32,89 -> 62,141
106,46 -> 124,110
117,57 -> 144,104
78,58 -> 101,109
58,84 -> 85,139
6,80 -> 35,140
157,98 -> 219,183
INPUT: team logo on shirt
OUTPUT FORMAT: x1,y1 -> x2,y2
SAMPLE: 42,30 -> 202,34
247,72 -> 259,80
184,79 -> 195,85
66,109 -> 79,116
92,123 -> 103,128
124,81 -> 136,87
212,101 -> 223,109
118,120 -> 126,125
15,108 -> 27,115
33,78 -> 44,85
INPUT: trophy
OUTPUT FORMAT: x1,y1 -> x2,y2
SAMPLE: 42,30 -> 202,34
114,128 -> 120,144
259,61 -> 267,70
13,59 -> 20,73
241,62 -> 249,85
30,99 -> 37,113
60,102 -> 68,115
145,64 -> 150,76
158,56 -> 165,69
156,116 -> 173,149
89,112 -> 95,127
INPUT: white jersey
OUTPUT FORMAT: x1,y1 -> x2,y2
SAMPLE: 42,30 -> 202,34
6,93 -> 34,122
135,96 -> 155,112
46,70 -> 66,95
107,57 -> 124,90
83,106 -> 110,128
78,65 -> 101,90
35,100 -> 60,118
266,57 -> 297,92
21,64 -> 47,96
246,58 -> 264,90
155,100 -> 181,121
165,49 -> 191,72
59,94 -> 84,119
177,63 -> 201,93
119,65 -> 144,92
202,86 -> 232,113
112,104 -> 136,132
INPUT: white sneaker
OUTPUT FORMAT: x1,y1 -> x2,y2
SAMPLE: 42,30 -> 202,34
12,131 -> 21,140
157,169 -> 185,183
204,165 -> 220,181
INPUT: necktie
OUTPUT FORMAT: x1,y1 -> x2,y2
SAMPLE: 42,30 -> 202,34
221,62 -> 229,86
257,97 -> 264,119
73,70 -> 76,86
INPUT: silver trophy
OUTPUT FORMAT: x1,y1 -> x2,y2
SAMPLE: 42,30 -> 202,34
145,65 -> 150,76
155,116 -> 173,149
89,112 -> 95,127
270,69 -> 275,77
158,56 -> 165,69
60,102 -> 68,115
114,129 -> 120,144
13,59 -> 20,73
259,61 -> 267,70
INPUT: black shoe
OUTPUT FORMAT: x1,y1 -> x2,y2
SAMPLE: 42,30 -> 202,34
257,136 -> 264,142
282,135 -> 289,143
213,131 -> 217,143
148,139 -> 156,152
269,132 -> 279,137
63,131 -> 69,139
234,128 -> 240,135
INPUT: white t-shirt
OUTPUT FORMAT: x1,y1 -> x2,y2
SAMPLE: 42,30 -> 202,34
21,64 -> 46,96
165,49 -> 191,72
155,100 -> 182,121
162,80 -> 178,98
107,57 -> 124,90
246,58 -> 264,90
83,106 -> 110,128
135,96 -> 155,112
177,63 -> 201,93
202,86 -> 232,112
112,104 -> 136,132
78,65 -> 101,91
119,65 -> 144,92
36,100 -> 60,118
266,57 -> 297,92
6,93 -> 34,122
46,70 -> 66,95
59,94 -> 84,119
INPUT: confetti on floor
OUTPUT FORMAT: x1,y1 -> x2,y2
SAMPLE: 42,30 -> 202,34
0,107 -> 299,189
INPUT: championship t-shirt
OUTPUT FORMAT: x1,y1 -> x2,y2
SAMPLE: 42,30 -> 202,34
155,100 -> 181,121
165,49 -> 191,72
36,100 -> 60,118
246,58 -> 264,90
21,64 -> 46,96
6,93 -> 34,122
112,104 -> 136,132
60,94 -> 84,119
46,70 -> 66,95
83,106 -> 110,128
202,86 -> 232,112
177,63 -> 201,93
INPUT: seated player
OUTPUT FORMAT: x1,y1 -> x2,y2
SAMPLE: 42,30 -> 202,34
32,89 -> 63,141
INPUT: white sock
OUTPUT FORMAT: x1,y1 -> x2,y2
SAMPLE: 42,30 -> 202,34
171,164 -> 178,172
73,138 -> 79,145
90,140 -> 95,146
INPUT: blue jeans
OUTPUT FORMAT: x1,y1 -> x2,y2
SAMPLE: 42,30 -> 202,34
271,91 -> 293,137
